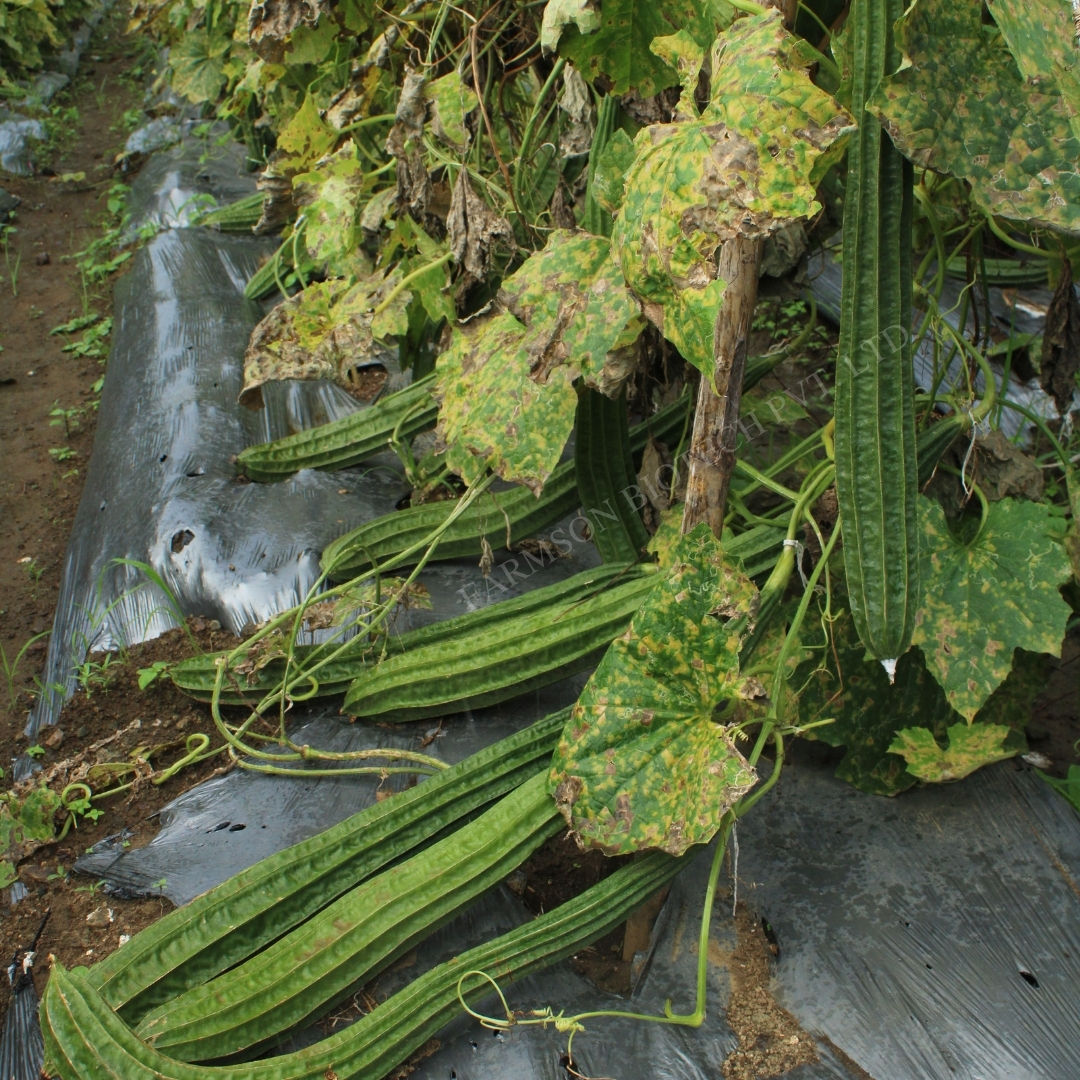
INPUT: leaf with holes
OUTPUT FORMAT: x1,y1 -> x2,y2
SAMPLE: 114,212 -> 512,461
913,496 -> 1072,722
549,525 -> 761,856
871,0 -> 1080,234
435,230 -> 643,490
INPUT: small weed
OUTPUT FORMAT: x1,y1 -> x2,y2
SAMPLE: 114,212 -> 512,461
49,446 -> 77,463
1,629 -> 50,710
137,660 -> 170,690
26,745 -> 46,759
49,402 -> 83,437
74,878 -> 108,896
18,556 -> 45,585
51,313 -> 100,335
1,225 -> 21,297
76,654 -> 117,697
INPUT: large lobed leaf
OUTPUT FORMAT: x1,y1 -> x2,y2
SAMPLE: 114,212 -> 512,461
871,0 -> 1080,234
611,11 -> 849,376
435,230 -> 642,491
550,526 -> 761,856
913,495 -> 1072,722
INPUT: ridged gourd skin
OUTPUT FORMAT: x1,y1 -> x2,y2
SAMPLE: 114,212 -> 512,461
235,372 -> 439,481
42,851 -> 682,1080
89,709 -> 569,1020
833,0 -> 919,666
133,772 -> 562,1062
320,390 -> 693,578
168,562 -> 644,704
341,567 -> 658,720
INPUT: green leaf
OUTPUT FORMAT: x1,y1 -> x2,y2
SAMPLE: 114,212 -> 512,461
435,230 -> 643,490
611,11 -> 849,375
549,525 -> 761,856
293,143 -> 370,271
550,0 -> 733,96
870,0 -> 1080,234
913,496 -> 1072,722
168,29 -> 230,104
889,722 -> 1015,783
425,71 -> 477,150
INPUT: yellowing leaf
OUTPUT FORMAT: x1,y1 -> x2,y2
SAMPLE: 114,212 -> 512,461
611,11 -> 849,375
241,273 -> 406,407
913,496 -> 1072,721
550,526 -> 761,856
871,0 -> 1080,234
888,723 -> 1015,783
435,230 -> 643,490
293,142 -> 370,270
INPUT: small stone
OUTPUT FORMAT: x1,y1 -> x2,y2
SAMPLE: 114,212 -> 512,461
40,725 -> 64,749
85,906 -> 114,928
34,251 -> 50,266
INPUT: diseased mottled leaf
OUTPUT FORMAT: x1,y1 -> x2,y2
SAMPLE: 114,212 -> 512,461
611,12 -> 850,375
276,93 -> 338,169
913,496 -> 1072,721
435,230 -> 643,490
241,273 -> 406,407
549,0 -> 733,96
796,603 -> 1043,795
889,722 -> 1015,783
986,0 -> 1080,141
293,142 -> 369,270
248,0 -> 325,63
550,526 -> 761,856
871,0 -> 1080,234
588,129 -> 636,215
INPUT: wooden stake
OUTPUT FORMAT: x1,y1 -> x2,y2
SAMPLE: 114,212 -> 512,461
681,233 -> 764,537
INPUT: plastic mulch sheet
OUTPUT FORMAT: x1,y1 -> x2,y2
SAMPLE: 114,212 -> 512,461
8,127 -> 1080,1080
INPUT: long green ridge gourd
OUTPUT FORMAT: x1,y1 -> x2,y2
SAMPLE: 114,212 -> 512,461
320,391 -> 691,577
575,387 -> 652,563
169,563 -> 641,703
134,773 -> 562,1062
42,852 -> 682,1080
87,711 -> 568,1021
834,0 -> 918,677
236,372 -> 439,480
342,565 -> 658,721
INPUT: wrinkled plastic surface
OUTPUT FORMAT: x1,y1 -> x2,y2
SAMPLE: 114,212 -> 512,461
26,221 -> 405,739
